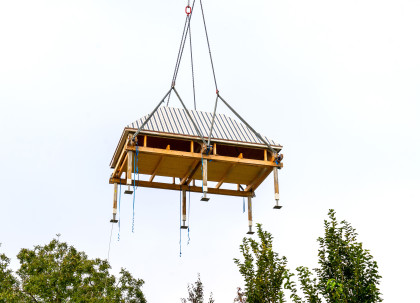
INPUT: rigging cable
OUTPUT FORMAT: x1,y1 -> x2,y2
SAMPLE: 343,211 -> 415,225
199,0 -> 218,93
167,0 -> 197,106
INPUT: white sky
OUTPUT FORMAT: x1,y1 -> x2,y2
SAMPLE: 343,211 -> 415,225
1,0 -> 419,302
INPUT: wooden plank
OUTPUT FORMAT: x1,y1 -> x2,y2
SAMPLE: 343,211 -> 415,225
180,160 -> 200,185
215,164 -> 236,189
245,167 -> 272,192
112,139 -> 129,177
109,178 -> 252,197
149,156 -> 164,182
126,146 -> 280,168
115,153 -> 128,178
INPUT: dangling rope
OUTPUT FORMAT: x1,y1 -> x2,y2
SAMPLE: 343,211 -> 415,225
187,185 -> 191,244
107,222 -> 114,261
132,147 -> 139,233
179,188 -> 182,257
118,180 -> 122,241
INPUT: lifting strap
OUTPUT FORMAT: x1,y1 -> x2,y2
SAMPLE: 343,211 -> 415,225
132,146 -> 139,233
118,180 -> 122,241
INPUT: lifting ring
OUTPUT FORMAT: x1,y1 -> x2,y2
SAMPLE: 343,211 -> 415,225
185,5 -> 192,15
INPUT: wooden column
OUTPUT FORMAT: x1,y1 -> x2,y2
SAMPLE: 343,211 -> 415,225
110,183 -> 118,223
125,150 -> 134,194
181,188 -> 188,229
201,159 -> 210,201
273,167 -> 282,209
247,196 -> 254,234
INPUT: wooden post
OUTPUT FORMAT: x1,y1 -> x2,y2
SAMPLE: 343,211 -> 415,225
125,150 -> 134,194
143,135 -> 147,147
200,159 -> 210,201
247,196 -> 254,234
273,167 -> 282,209
110,183 -> 118,223
190,141 -> 194,153
181,188 -> 188,229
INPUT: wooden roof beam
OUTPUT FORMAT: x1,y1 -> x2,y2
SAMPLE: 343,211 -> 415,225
215,152 -> 243,189
149,156 -> 164,182
245,167 -> 272,192
180,160 -> 201,185
125,146 -> 280,168
109,177 -> 252,197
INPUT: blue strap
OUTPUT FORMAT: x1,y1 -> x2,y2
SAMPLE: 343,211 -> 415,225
179,188 -> 182,257
118,180 -> 122,241
187,186 -> 191,245
243,197 -> 245,213
132,147 -> 139,233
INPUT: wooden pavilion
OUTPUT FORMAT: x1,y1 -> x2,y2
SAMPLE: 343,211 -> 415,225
109,105 -> 283,234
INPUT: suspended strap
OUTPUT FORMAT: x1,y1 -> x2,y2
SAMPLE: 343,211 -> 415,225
179,188 -> 182,257
107,222 -> 114,262
187,185 -> 191,244
118,180 -> 122,241
132,146 -> 139,233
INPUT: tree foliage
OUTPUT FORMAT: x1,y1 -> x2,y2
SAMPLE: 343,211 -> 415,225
296,210 -> 382,303
181,274 -> 214,303
0,238 -> 146,302
233,224 -> 299,303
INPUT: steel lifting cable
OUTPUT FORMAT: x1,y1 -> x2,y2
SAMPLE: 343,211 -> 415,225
167,0 -> 197,106
199,0 -> 218,93
188,15 -> 197,110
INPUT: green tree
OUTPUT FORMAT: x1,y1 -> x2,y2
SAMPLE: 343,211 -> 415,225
233,224 -> 299,303
0,238 -> 147,302
297,209 -> 382,303
0,249 -> 25,302
181,274 -> 214,303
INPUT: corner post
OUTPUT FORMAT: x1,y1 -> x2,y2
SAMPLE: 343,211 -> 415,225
110,183 -> 118,223
273,167 -> 282,209
125,136 -> 134,195
201,158 -> 210,201
181,188 -> 188,229
247,196 -> 254,234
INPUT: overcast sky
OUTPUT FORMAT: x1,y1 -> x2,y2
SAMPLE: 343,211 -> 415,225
1,0 -> 419,302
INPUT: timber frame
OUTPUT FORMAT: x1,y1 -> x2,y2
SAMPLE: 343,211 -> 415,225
109,129 -> 283,198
